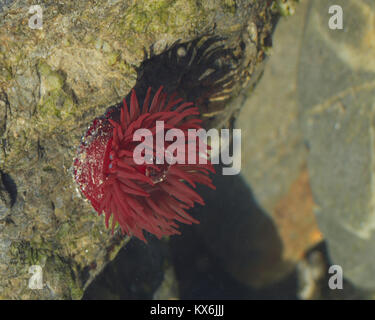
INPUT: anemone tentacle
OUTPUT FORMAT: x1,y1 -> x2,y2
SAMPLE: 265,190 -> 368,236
73,86 -> 215,242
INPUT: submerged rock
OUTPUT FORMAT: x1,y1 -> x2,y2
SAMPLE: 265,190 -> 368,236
298,0 -> 375,290
0,0 -> 279,299
196,0 -> 321,288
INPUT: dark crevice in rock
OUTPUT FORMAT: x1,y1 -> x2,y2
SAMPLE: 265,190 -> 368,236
0,170 -> 17,208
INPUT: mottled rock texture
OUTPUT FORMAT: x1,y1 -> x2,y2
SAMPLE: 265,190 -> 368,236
299,0 -> 375,290
0,0 -> 280,299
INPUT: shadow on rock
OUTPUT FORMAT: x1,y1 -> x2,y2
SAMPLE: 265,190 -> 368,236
170,165 -> 297,298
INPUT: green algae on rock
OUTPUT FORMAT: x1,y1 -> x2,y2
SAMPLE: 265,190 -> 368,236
0,0 -> 280,299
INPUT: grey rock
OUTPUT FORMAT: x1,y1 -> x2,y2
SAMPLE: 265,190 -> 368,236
298,0 -> 375,289
0,0 -> 14,13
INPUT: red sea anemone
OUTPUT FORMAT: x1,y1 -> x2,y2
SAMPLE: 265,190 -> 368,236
73,86 -> 215,242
